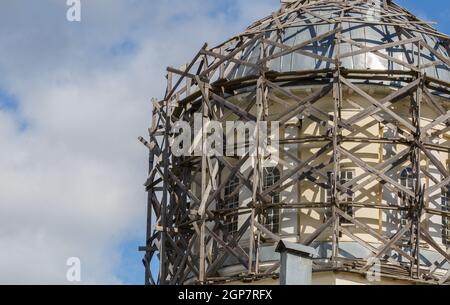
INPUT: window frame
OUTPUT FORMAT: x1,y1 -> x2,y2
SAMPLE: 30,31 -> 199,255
262,167 -> 281,234
325,169 -> 355,225
399,167 -> 415,226
339,169 -> 355,225
223,175 -> 240,235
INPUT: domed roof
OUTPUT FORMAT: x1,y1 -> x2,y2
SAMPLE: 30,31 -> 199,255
216,0 -> 450,84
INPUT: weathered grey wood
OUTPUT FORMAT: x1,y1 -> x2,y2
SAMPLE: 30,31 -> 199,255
340,76 -> 416,132
338,146 -> 415,198
344,77 -> 421,127
301,216 -> 335,246
206,216 -> 252,277
260,27 -> 343,64
340,227 -> 401,267
340,36 -> 421,60
420,111 -> 450,136
420,226 -> 450,263
423,87 -> 447,115
360,222 -> 412,272
261,38 -> 337,64
261,142 -> 333,197
145,0 -> 450,285
339,35 -> 421,72
210,93 -> 257,121
417,141 -> 449,179
200,33 -> 264,77
272,83 -> 333,125
206,227 -> 249,269
335,208 -> 415,261
343,148 -> 410,194
254,221 -> 281,242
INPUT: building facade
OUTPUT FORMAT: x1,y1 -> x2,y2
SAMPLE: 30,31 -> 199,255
141,0 -> 450,285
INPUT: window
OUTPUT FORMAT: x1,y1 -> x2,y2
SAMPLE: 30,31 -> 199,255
325,170 -> 354,224
340,170 -> 354,224
442,187 -> 450,246
223,176 -> 240,235
325,172 -> 333,220
399,168 -> 415,226
325,172 -> 333,204
400,168 -> 415,190
263,167 -> 281,234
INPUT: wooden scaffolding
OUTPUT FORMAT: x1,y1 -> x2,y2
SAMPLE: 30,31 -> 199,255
139,0 -> 450,285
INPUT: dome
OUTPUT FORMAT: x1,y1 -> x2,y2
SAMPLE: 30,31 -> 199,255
214,0 -> 450,84
144,0 -> 450,286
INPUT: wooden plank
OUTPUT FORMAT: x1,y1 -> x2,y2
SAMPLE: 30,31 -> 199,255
261,38 -> 337,64
261,142 -> 333,197
301,216 -> 335,246
338,146 -> 415,198
423,87 -> 446,116
200,34 -> 263,77
339,35 -> 421,72
340,76 -> 416,132
340,227 -> 402,267
210,92 -> 257,121
261,27 -> 342,63
166,44 -> 207,100
420,111 -> 450,136
206,216 -> 252,276
216,156 -> 272,204
360,222 -> 412,272
422,42 -> 450,67
167,66 -> 199,82
335,207 -> 415,261
201,49 -> 262,72
420,227 -> 450,263
340,36 -> 421,59
254,221 -> 281,242
273,83 -> 333,125
417,141 -> 449,178
344,77 -> 421,127
206,227 -> 249,269
204,154 -> 250,211
343,148 -> 410,194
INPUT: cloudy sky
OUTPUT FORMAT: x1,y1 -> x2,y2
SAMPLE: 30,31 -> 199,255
0,0 -> 448,285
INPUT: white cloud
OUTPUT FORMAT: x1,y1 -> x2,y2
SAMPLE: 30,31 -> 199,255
0,0 -> 279,284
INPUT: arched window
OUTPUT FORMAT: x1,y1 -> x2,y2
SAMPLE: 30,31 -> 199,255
400,168 -> 415,190
223,176 -> 240,235
399,168 -> 415,226
263,167 -> 281,234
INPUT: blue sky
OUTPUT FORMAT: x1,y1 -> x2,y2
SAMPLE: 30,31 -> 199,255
0,90 -> 18,112
0,0 -> 280,285
0,0 -> 448,285
396,0 -> 450,33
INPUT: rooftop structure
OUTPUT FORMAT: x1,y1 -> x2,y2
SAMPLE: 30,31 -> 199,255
140,0 -> 450,285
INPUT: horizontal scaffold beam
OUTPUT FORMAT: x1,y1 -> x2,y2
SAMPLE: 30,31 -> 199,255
141,0 -> 450,286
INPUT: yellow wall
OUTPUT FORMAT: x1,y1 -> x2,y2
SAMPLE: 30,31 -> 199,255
190,83 -> 450,249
